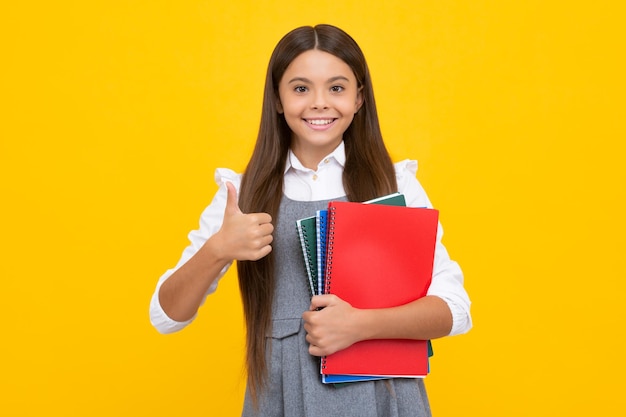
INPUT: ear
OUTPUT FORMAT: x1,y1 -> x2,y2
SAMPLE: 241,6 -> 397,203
355,87 -> 364,114
276,95 -> 284,114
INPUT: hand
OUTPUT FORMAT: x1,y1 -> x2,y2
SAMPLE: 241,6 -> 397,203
302,294 -> 361,357
211,182 -> 274,262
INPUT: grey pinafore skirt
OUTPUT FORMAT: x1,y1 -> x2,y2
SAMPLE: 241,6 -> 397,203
241,197 -> 432,417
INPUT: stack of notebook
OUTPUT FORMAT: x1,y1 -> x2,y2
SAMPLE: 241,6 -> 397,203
295,193 -> 439,384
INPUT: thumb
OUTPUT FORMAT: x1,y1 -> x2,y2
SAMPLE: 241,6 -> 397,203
224,181 -> 243,215
309,294 -> 333,311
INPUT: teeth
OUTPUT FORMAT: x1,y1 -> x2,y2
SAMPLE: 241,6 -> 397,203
307,119 -> 333,125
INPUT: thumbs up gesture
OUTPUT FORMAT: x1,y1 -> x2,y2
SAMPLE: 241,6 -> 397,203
214,182 -> 274,262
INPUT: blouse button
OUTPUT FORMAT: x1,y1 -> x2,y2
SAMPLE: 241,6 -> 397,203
312,174 -> 318,181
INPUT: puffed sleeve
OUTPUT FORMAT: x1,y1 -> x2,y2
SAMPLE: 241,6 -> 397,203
394,160 -> 472,336
149,168 -> 242,334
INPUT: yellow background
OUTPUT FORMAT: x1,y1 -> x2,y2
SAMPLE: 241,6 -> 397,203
1,1 -> 624,416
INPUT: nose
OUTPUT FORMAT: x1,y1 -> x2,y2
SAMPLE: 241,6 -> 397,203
311,90 -> 329,110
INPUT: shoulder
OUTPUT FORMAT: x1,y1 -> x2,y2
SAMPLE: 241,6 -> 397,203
214,168 -> 243,189
393,159 -> 418,180
393,159 -> 432,208
393,159 -> 419,192
195,168 -> 243,222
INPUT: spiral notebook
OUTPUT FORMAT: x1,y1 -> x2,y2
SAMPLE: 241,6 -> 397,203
321,201 -> 439,378
317,195 -> 405,385
295,216 -> 318,297
315,209 -> 328,296
296,193 -> 406,298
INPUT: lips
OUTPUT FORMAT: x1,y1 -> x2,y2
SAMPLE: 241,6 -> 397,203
305,118 -> 336,126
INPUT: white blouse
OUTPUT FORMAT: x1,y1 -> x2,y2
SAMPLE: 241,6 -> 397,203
149,142 -> 472,336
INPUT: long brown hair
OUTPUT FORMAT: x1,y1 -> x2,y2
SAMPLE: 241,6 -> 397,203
237,24 -> 398,401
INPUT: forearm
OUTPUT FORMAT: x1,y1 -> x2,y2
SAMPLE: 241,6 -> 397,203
355,295 -> 453,341
304,294 -> 453,356
158,234 -> 230,322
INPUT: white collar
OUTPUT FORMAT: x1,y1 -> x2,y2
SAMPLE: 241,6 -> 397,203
284,141 -> 346,173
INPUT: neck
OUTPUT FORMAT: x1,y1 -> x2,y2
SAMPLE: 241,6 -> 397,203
290,140 -> 341,170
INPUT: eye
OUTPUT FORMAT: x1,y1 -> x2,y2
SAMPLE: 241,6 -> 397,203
294,86 -> 308,93
330,85 -> 344,93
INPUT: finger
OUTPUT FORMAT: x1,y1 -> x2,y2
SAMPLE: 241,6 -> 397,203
309,294 -> 332,310
224,181 -> 243,216
257,233 -> 274,247
250,244 -> 272,261
309,295 -> 319,310
249,213 -> 273,227
257,222 -> 274,237
308,344 -> 327,357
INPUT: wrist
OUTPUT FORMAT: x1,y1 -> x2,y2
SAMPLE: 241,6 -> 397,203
353,307 -> 377,342
203,231 -> 232,267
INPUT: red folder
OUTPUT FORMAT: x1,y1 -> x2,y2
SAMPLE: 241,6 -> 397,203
321,201 -> 439,377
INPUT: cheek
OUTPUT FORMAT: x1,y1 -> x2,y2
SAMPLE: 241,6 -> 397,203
340,98 -> 360,116
282,113 -> 303,132
280,98 -> 304,117
283,108 -> 302,123
344,114 -> 356,128
340,102 -> 358,120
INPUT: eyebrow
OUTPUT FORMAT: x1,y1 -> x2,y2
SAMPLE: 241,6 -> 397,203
287,75 -> 351,84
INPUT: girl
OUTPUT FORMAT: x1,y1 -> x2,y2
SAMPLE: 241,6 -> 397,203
150,24 -> 471,417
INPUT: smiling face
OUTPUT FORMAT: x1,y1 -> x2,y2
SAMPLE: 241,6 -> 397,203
277,49 -> 363,169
